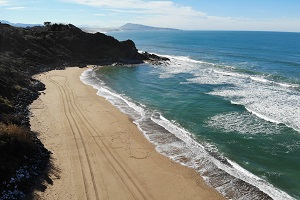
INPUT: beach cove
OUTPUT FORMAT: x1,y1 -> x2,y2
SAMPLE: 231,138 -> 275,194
29,67 -> 224,199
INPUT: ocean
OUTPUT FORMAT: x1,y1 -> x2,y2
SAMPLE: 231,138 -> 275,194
80,31 -> 300,199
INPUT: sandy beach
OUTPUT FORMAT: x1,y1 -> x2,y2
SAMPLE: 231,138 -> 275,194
30,67 -> 224,200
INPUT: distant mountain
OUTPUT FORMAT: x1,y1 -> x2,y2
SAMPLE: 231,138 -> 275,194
80,26 -> 119,33
119,23 -> 180,31
0,20 -> 41,28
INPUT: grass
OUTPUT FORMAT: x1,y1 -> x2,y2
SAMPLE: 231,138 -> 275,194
0,96 -> 13,109
0,122 -> 51,199
0,123 -> 33,143
0,122 -> 36,183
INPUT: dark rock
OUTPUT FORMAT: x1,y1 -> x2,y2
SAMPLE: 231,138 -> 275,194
140,51 -> 170,65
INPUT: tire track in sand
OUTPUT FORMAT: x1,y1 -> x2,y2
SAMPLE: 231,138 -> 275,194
46,76 -> 100,200
51,75 -> 151,200
64,79 -> 152,200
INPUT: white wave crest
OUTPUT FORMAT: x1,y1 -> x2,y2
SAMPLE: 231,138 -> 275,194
80,68 -> 295,200
206,112 -> 284,135
152,54 -> 300,133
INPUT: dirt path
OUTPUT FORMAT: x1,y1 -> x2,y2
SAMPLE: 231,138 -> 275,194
30,67 -> 224,200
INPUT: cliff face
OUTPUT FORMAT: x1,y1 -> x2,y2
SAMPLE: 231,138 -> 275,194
0,23 -> 144,122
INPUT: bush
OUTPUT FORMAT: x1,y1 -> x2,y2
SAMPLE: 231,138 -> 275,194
0,114 -> 22,125
0,122 -> 36,183
0,122 -> 51,199
0,123 -> 33,143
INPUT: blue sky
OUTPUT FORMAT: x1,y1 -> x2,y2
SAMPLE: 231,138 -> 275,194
1,0 -> 300,32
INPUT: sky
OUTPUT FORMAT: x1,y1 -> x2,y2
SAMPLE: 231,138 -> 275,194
1,0 -> 300,32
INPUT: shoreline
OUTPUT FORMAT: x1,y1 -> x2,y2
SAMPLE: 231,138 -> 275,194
30,67 -> 224,199
80,66 -> 291,200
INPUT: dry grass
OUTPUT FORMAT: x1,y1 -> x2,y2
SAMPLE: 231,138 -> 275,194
0,122 -> 33,143
0,122 -> 37,184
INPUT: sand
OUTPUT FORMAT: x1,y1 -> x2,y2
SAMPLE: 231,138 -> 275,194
30,67 -> 224,200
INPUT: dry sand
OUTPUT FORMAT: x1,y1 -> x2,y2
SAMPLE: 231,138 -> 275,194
30,67 -> 224,200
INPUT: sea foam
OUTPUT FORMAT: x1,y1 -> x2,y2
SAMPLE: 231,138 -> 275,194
206,111 -> 284,135
153,54 -> 300,133
80,67 -> 294,200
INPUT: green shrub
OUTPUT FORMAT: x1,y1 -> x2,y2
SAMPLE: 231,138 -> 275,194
0,96 -> 12,108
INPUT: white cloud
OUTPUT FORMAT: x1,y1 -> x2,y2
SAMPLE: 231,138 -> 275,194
0,0 -> 8,6
5,6 -> 26,10
65,0 -> 175,9
63,0 -> 300,32
93,13 -> 105,16
60,8 -> 85,12
63,0 -> 220,29
64,0 -> 207,18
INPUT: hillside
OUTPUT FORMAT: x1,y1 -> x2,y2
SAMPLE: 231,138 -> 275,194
0,22 -> 166,199
0,22 -> 146,121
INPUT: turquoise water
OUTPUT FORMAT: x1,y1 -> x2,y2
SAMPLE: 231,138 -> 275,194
81,31 -> 300,199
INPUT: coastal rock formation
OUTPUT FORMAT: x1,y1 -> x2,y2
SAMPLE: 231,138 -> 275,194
141,51 -> 169,65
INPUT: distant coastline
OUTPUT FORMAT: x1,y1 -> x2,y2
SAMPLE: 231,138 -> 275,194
81,23 -> 181,33
119,23 -> 181,31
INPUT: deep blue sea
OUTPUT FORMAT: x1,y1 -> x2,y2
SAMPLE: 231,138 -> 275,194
81,31 -> 300,199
